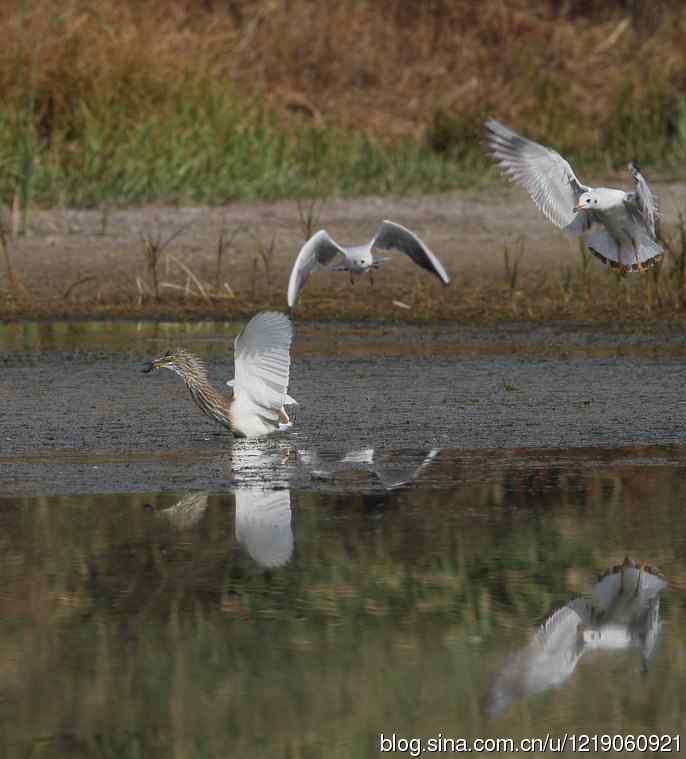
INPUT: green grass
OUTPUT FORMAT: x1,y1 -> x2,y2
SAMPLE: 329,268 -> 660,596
0,85 -> 492,208
0,77 -> 685,210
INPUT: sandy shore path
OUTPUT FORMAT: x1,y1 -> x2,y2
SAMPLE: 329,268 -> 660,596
4,181 -> 686,320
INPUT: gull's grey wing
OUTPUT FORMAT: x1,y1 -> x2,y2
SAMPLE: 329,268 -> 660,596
626,161 -> 658,237
485,118 -> 590,232
485,600 -> 590,717
287,230 -> 348,308
372,221 -> 449,284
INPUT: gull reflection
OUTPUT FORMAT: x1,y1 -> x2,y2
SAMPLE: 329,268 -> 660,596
302,447 -> 440,490
485,557 -> 667,717
580,558 -> 665,671
234,487 -> 293,569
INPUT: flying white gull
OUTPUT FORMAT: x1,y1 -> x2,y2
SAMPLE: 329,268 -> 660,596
485,119 -> 662,272
287,220 -> 450,308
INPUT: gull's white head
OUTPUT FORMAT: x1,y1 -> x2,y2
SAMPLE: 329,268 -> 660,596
347,243 -> 373,272
574,191 -> 601,213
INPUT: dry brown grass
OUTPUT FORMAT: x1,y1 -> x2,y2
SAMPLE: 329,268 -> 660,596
2,0 -> 685,153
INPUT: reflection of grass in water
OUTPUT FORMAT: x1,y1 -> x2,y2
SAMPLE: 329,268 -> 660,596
3,470 -> 686,755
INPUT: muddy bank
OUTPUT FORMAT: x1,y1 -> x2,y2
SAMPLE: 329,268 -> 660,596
3,183 -> 686,322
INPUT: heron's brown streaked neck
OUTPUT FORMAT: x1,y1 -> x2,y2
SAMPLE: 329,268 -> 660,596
173,359 -> 234,431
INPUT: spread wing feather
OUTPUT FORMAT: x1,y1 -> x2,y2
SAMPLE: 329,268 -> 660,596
626,161 -> 658,237
486,118 -> 589,232
373,221 -> 450,284
230,312 -> 294,427
287,230 -> 348,308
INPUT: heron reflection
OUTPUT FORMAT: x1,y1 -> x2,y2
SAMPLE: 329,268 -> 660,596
234,488 -> 293,568
154,486 -> 293,569
485,557 -> 666,717
155,491 -> 209,530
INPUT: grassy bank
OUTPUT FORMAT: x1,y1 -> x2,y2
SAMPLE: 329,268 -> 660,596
0,0 -> 686,209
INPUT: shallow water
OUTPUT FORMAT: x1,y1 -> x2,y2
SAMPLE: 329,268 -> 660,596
1,321 -> 685,757
1,461 -> 685,758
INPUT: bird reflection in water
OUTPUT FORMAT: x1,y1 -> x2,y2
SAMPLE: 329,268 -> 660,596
154,491 -> 209,530
234,488 -> 293,568
302,447 -> 440,490
485,557 -> 667,717
154,487 -> 293,569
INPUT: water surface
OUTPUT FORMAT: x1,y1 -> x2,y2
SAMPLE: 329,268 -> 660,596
1,321 -> 685,756
1,454 -> 685,758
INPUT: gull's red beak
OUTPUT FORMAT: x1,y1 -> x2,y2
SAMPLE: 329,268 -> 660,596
573,202 -> 584,213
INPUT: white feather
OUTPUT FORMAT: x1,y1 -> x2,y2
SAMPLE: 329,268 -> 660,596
228,312 -> 294,437
287,230 -> 347,308
234,488 -> 293,568
486,118 -> 588,231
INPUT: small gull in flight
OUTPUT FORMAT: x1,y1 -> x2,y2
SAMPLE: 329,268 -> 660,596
486,119 -> 662,272
287,220 -> 450,308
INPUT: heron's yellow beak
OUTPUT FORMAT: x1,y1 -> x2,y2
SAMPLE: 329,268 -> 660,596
142,354 -> 171,373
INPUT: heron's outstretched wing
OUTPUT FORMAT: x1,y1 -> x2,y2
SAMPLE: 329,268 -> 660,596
230,311 -> 294,427
287,230 -> 348,307
626,161 -> 658,237
485,118 -> 590,232
372,221 -> 450,284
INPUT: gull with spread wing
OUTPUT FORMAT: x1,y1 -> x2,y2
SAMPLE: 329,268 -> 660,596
486,119 -> 662,272
287,220 -> 450,308
142,311 -> 296,438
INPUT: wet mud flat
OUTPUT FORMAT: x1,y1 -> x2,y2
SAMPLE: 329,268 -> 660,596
1,319 -> 686,496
